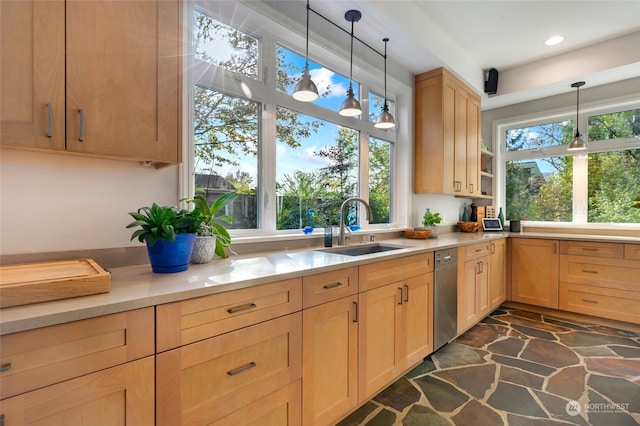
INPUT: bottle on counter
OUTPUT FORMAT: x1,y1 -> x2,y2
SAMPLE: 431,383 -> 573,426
470,204 -> 478,222
498,208 -> 505,229
461,203 -> 469,222
324,218 -> 333,247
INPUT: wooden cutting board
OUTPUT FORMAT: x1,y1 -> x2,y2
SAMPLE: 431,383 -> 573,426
0,259 -> 111,308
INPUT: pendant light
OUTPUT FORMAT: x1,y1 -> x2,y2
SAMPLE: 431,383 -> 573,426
374,38 -> 396,129
339,10 -> 362,117
567,81 -> 587,150
293,0 -> 319,102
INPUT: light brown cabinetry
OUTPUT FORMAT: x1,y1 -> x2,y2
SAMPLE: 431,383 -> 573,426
0,0 -> 181,165
0,0 -> 65,150
458,242 -> 491,333
489,238 -> 506,308
302,294 -> 358,426
559,241 -> 640,324
0,308 -> 155,424
156,278 -> 303,426
156,313 -> 302,426
358,255 -> 433,402
415,67 -> 481,197
509,238 -> 559,308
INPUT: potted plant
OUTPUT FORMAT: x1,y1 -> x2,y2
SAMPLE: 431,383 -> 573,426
186,192 -> 237,263
422,208 -> 442,238
126,203 -> 199,273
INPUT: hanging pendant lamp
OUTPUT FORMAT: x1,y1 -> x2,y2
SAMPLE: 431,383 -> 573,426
293,0 -> 319,102
339,10 -> 362,117
567,81 -> 587,151
374,38 -> 396,129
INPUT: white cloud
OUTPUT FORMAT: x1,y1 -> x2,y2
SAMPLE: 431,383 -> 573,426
298,147 -> 329,165
310,67 -> 346,98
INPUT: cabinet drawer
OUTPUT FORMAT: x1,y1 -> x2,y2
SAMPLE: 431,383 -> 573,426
625,244 -> 640,261
559,255 -> 640,292
463,242 -> 491,260
156,278 -> 302,352
559,282 -> 640,324
359,253 -> 432,291
0,307 -> 154,399
560,241 -> 623,258
210,380 -> 301,426
303,267 -> 358,308
156,313 -> 302,426
0,356 -> 155,425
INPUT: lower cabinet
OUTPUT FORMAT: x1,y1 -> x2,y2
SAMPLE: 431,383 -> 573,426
1,356 -> 155,426
509,238 -> 559,308
358,273 -> 433,402
489,238 -> 506,308
458,242 -> 491,333
302,295 -> 359,426
156,313 -> 302,426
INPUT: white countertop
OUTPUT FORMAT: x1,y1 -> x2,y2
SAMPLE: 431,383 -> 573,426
1,231 -> 638,335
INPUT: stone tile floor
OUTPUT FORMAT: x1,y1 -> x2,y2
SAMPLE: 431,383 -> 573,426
337,307 -> 640,426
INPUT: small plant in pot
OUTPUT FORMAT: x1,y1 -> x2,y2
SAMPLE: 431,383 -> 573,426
126,204 -> 199,273
422,208 -> 442,238
186,192 -> 237,263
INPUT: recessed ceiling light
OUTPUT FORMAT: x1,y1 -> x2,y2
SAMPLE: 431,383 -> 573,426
545,35 -> 564,46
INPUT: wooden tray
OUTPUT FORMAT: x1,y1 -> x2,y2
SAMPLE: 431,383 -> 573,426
0,259 -> 111,308
403,229 -> 433,239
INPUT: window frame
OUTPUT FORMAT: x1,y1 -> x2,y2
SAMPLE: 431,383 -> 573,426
184,1 -> 405,238
496,98 -> 640,227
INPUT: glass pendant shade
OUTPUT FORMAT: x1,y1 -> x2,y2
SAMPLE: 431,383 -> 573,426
293,65 -> 319,102
567,81 -> 587,151
374,103 -> 395,129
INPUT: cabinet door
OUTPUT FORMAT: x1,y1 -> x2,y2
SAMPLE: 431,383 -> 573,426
0,0 -> 65,149
458,256 -> 489,333
489,239 -> 506,309
302,296 -> 358,426
65,0 -> 179,164
0,356 -> 154,425
477,256 -> 490,317
399,273 -> 433,368
156,313 -> 301,426
454,89 -> 468,194
466,96 -> 480,196
510,238 -> 559,308
358,283 -> 401,402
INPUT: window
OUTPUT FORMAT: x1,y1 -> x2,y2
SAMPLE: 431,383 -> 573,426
501,106 -> 640,224
191,3 -> 397,235
368,92 -> 395,124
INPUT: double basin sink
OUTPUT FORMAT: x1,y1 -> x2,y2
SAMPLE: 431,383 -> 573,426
316,243 -> 413,257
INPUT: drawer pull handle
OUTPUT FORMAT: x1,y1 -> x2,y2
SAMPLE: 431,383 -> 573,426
323,282 -> 343,289
582,247 -> 598,251
227,361 -> 257,376
227,303 -> 257,314
582,299 -> 598,304
582,269 -> 598,274
475,248 -> 482,252
0,363 -> 11,373
46,103 -> 53,137
398,287 -> 403,305
404,284 -> 409,302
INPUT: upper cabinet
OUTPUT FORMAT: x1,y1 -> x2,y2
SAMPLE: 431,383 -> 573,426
415,67 -> 481,197
1,0 -> 181,166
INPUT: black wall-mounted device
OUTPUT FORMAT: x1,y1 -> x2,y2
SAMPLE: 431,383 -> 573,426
484,68 -> 499,95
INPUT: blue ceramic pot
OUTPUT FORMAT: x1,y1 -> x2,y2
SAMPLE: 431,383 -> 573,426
146,233 -> 195,273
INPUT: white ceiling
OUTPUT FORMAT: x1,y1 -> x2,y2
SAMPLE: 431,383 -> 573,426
258,0 -> 640,110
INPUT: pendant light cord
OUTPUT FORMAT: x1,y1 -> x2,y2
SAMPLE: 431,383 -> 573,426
348,19 -> 355,92
383,38 -> 389,105
305,0 -> 310,67
575,85 -> 580,137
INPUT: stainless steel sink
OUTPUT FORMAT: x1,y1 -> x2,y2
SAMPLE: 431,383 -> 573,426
316,243 -> 412,256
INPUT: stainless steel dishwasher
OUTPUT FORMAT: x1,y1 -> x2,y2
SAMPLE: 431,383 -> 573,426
433,248 -> 458,351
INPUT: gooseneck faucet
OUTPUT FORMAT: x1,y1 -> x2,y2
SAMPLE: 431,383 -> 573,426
338,197 -> 373,245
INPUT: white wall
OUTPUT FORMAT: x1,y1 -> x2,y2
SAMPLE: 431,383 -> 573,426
0,149 -> 180,255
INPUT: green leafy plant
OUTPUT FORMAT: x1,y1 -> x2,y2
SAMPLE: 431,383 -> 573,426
186,193 -> 237,258
632,196 -> 640,209
422,208 -> 442,226
126,204 -> 199,247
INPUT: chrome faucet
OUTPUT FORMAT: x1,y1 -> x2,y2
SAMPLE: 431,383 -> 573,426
338,197 -> 373,245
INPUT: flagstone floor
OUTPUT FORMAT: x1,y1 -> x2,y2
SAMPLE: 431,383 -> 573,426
336,307 -> 640,426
